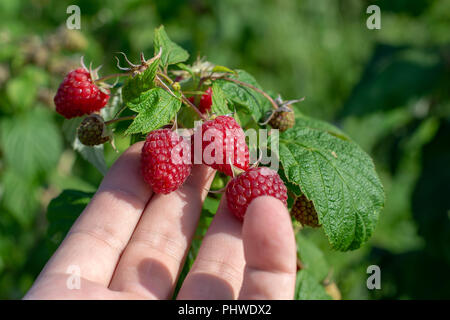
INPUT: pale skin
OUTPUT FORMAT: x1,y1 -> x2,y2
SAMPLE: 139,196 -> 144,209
24,142 -> 297,300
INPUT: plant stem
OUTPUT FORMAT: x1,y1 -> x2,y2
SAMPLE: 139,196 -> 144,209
181,93 -> 207,120
156,71 -> 207,120
223,78 -> 279,110
105,115 -> 136,125
95,72 -> 132,83
157,71 -> 174,84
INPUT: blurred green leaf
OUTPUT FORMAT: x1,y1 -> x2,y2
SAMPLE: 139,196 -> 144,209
0,170 -> 39,226
296,233 -> 329,282
340,46 -> 443,118
295,270 -> 331,300
46,189 -> 93,253
0,108 -> 62,178
4,67 -> 47,111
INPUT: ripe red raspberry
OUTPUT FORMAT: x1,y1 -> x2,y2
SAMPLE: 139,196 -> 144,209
54,68 -> 110,119
141,129 -> 192,194
226,167 -> 288,221
188,87 -> 213,114
199,87 -> 213,113
192,115 -> 249,176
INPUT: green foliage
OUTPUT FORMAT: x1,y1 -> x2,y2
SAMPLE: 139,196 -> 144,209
46,190 -> 93,254
125,87 -> 182,134
153,25 -> 189,67
0,108 -> 62,178
122,58 -> 160,103
62,118 -> 108,175
279,124 -> 384,251
295,270 -> 331,300
211,82 -> 231,115
296,233 -> 329,282
215,70 -> 272,122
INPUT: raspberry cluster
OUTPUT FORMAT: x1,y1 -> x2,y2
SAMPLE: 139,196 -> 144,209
53,66 -> 289,221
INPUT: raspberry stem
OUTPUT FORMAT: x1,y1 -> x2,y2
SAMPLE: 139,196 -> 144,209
181,94 -> 207,120
157,71 -> 174,84
156,71 -> 207,120
104,115 -> 136,125
95,72 -> 132,84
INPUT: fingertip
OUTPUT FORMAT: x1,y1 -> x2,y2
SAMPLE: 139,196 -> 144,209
243,196 -> 296,274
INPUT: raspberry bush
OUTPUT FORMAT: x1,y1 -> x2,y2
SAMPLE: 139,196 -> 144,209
50,25 -> 385,299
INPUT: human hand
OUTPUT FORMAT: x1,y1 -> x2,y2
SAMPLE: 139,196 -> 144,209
24,142 -> 297,300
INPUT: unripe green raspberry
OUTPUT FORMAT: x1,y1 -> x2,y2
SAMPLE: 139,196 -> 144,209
77,114 -> 109,146
291,194 -> 320,228
269,107 -> 295,132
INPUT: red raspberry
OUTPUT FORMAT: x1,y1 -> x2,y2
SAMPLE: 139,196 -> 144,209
226,167 -> 288,221
188,87 -> 213,114
198,87 -> 213,113
53,68 -> 110,119
141,129 -> 192,194
192,115 -> 249,176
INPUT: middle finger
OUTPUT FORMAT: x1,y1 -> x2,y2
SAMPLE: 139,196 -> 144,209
109,165 -> 215,299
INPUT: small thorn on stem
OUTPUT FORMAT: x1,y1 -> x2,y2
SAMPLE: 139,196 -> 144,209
116,51 -> 138,67
115,56 -> 131,71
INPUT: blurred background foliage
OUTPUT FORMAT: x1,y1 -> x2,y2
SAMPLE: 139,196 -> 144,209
0,0 -> 449,299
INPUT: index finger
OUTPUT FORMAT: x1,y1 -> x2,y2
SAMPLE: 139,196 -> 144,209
35,142 -> 153,287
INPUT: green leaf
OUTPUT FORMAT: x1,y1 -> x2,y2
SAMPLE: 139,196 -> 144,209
279,124 -> 384,251
5,66 -> 47,111
215,70 -> 271,121
62,118 -> 108,175
211,65 -> 236,74
154,25 -> 189,67
0,170 -> 39,226
295,270 -> 331,300
176,63 -> 195,78
122,58 -> 159,103
0,108 -> 62,178
211,82 -> 230,115
101,87 -> 123,121
203,196 -> 220,216
125,87 -> 182,135
296,233 -> 329,282
46,189 -> 93,254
